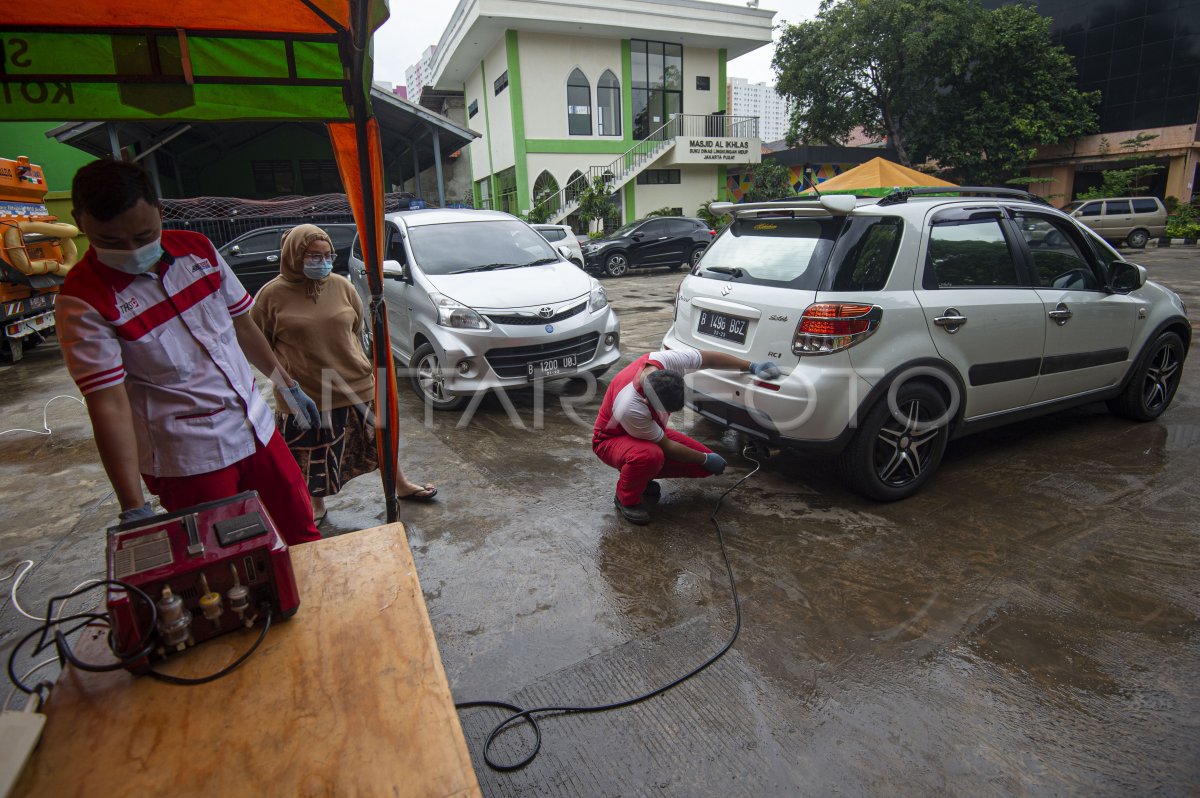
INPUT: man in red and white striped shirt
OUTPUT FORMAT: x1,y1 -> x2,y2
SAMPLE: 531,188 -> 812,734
55,159 -> 322,544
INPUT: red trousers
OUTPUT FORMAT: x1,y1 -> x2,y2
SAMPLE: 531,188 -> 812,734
594,428 -> 713,507
143,430 -> 320,546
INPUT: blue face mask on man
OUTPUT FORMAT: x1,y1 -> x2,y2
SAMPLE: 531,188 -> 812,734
303,256 -> 333,281
92,238 -> 163,274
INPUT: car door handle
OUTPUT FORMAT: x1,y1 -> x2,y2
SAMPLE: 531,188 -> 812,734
266,255 -> 279,262
1048,303 -> 1073,325
934,308 -> 967,333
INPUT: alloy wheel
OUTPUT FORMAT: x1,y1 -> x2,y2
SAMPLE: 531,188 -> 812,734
417,352 -> 449,403
873,398 -> 942,487
1142,342 -> 1181,412
605,254 -> 628,277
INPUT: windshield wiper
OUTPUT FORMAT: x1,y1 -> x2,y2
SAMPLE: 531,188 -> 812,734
451,263 -> 518,274
706,266 -> 744,278
523,257 -> 560,267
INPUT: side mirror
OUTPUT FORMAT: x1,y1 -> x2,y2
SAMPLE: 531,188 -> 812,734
1108,260 -> 1145,293
555,244 -> 573,261
382,259 -> 406,281
632,233 -> 644,241
230,245 -> 242,255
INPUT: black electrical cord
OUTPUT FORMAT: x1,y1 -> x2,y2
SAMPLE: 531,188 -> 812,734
7,580 -> 158,693
455,446 -> 763,771
145,605 -> 272,685
7,577 -> 272,693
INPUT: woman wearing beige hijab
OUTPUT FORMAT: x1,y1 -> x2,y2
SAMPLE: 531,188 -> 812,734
251,224 -> 436,524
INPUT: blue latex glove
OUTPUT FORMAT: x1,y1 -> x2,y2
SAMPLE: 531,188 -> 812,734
286,382 -> 322,430
119,502 -> 155,525
749,361 -> 782,379
703,452 -> 727,475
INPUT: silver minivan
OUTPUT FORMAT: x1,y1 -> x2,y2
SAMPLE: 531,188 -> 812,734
348,209 -> 621,410
1063,196 -> 1168,248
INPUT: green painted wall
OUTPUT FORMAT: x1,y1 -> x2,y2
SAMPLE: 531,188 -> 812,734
506,30 -> 530,214
2,123 -> 95,191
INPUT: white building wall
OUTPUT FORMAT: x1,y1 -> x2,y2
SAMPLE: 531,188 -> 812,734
684,48 -> 723,118
518,32 -> 624,141
482,41 -> 515,174
633,166 -> 717,217
464,68 -> 492,186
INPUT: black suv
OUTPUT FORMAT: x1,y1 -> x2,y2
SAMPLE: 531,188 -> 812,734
581,216 -> 715,276
216,222 -> 357,295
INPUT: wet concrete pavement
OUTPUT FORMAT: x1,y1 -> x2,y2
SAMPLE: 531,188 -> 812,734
2,248 -> 1198,796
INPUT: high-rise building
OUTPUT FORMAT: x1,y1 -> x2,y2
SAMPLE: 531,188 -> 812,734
727,77 -> 793,144
984,0 -> 1199,204
404,45 -> 438,105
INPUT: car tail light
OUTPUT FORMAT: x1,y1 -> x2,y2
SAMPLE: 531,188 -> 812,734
792,303 -> 882,355
708,229 -> 716,236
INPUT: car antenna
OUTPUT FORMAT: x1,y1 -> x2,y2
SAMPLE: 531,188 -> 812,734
801,170 -> 822,199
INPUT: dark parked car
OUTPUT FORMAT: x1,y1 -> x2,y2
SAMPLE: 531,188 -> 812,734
216,222 -> 357,294
581,216 -> 715,276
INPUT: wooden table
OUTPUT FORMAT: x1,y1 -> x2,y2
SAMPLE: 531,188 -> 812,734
15,523 -> 480,798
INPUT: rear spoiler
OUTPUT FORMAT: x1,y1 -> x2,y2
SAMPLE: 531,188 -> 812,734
710,195 -> 858,218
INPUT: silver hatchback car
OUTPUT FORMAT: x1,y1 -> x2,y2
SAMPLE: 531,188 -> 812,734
664,189 -> 1190,500
348,209 -> 621,410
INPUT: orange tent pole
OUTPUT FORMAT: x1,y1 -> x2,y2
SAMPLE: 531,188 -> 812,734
329,118 -> 400,522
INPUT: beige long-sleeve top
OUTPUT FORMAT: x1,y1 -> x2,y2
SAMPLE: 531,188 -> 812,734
251,273 -> 376,413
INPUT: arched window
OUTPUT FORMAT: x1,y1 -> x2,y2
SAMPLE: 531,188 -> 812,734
532,170 -> 561,215
565,170 -> 586,204
597,70 -> 621,137
567,68 -> 592,136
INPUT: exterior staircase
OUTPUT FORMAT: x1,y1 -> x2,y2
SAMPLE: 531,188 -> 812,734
530,114 -> 758,225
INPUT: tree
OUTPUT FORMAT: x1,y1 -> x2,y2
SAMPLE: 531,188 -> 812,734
577,176 -> 615,234
745,160 -> 795,202
1077,133 -> 1163,200
774,0 -> 1098,184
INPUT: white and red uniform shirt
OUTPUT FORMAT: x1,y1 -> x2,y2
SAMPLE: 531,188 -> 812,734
592,349 -> 702,445
55,230 -> 274,478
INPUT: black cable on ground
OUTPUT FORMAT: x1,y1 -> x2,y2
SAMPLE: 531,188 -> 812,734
455,445 -> 763,771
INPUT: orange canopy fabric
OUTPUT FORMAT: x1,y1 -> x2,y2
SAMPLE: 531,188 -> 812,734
3,0 -> 385,35
800,157 -> 957,194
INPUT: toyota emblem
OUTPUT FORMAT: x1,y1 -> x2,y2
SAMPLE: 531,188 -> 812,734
538,306 -> 554,318
721,283 -> 733,296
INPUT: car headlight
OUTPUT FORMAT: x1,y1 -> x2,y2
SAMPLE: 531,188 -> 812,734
429,292 -> 489,329
589,281 -> 608,312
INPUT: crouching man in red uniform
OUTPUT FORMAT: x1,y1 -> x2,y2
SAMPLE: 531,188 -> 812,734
55,159 -> 323,544
592,349 -> 780,524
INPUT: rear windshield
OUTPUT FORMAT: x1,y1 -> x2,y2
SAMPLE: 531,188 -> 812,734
695,216 -> 842,288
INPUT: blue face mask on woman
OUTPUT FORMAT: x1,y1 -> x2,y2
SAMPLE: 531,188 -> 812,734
303,255 -> 333,281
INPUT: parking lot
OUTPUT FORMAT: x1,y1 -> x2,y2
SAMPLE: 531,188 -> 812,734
2,246 -> 1198,796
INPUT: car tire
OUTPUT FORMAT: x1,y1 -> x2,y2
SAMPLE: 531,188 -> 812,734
604,252 -> 629,277
690,245 -> 707,267
1044,230 -> 1065,248
359,317 -> 374,359
838,381 -> 951,501
588,364 -> 611,380
1107,331 -> 1184,422
410,343 -> 467,411
1126,229 -> 1149,249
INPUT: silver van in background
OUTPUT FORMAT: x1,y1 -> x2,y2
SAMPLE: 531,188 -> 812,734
1063,196 -> 1168,248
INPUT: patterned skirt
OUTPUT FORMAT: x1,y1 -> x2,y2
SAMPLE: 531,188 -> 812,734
278,403 -> 379,497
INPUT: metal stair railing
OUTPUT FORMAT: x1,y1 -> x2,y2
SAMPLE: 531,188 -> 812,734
529,114 -> 759,224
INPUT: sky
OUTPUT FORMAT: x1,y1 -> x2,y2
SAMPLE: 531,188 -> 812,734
371,0 -> 823,90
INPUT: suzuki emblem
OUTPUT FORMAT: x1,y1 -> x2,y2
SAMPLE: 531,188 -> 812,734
538,306 -> 554,318
721,283 -> 733,296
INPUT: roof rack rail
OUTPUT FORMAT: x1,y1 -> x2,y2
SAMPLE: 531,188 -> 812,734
876,187 -> 1051,207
